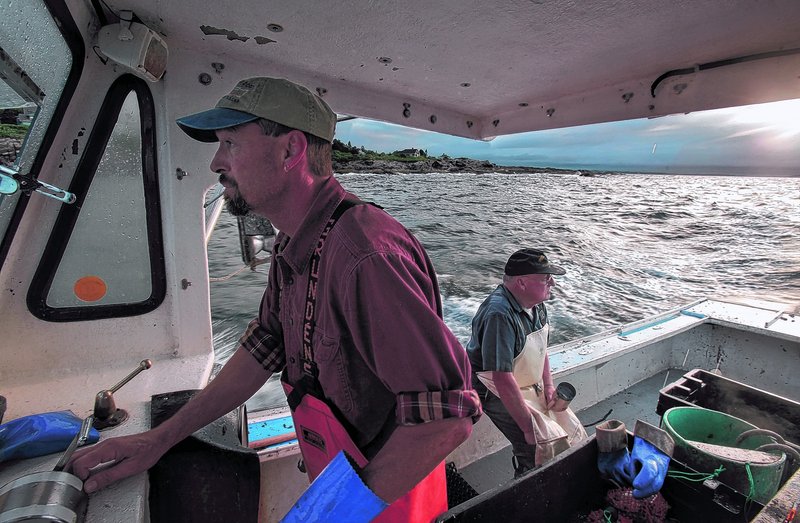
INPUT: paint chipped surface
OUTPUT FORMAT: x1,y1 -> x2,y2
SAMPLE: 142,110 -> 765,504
199,26 -> 276,45
200,25 -> 249,42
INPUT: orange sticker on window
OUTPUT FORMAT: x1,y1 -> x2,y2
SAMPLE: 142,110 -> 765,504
74,276 -> 107,302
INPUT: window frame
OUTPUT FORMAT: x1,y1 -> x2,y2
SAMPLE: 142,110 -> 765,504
0,0 -> 84,268
28,74 -> 166,321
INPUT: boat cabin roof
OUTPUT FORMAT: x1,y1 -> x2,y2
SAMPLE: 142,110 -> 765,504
108,0 -> 800,139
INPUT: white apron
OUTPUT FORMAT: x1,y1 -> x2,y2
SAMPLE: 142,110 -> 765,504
477,322 -> 587,466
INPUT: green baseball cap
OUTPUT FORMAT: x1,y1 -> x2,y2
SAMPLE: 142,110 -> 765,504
176,77 -> 336,143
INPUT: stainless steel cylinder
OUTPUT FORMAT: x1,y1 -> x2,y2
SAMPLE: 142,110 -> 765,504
0,471 -> 86,523
552,382 -> 576,411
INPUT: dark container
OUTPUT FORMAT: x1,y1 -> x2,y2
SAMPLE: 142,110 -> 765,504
436,435 -> 764,522
148,390 -> 260,523
657,369 -> 800,445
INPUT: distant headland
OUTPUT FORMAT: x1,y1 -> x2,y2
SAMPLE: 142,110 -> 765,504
331,139 -> 599,175
333,155 -> 587,174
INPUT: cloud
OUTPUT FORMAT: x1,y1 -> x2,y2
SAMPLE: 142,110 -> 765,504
645,123 -> 683,133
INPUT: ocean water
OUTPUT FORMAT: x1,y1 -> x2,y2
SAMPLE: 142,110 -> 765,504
207,171 -> 800,364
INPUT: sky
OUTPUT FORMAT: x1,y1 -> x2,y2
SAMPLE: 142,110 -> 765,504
336,99 -> 800,176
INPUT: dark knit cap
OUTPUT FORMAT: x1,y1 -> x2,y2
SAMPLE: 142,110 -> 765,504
504,248 -> 566,276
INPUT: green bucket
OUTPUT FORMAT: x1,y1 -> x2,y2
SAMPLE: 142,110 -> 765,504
661,406 -> 786,504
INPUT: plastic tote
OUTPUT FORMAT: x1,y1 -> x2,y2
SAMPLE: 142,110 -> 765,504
660,406 -> 786,504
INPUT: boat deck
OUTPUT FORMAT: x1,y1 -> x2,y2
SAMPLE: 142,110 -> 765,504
446,367 -> 800,523
459,370 -> 670,494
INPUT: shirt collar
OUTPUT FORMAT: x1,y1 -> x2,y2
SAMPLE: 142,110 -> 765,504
279,176 -> 346,274
498,284 -> 526,314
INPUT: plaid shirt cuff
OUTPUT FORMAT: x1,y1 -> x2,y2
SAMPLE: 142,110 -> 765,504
396,389 -> 483,425
238,319 -> 286,373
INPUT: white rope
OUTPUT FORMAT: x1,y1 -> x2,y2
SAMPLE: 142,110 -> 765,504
209,257 -> 269,282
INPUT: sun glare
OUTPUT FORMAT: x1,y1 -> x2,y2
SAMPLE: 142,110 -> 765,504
724,99 -> 800,138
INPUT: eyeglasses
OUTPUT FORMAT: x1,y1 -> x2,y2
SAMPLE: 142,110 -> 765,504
527,274 -> 555,285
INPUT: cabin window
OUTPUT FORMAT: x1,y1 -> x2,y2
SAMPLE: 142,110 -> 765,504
48,92 -> 151,306
28,75 -> 165,321
0,0 -> 79,267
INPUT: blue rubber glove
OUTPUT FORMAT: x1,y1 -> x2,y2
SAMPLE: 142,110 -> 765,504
595,419 -> 633,487
627,420 -> 674,499
598,448 -> 633,486
629,437 -> 670,498
280,451 -> 388,522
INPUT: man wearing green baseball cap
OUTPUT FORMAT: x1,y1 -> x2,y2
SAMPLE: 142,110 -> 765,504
70,77 -> 481,522
175,76 -> 337,144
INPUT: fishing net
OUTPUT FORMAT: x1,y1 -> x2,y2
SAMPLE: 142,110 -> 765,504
586,487 -> 669,523
445,461 -> 479,508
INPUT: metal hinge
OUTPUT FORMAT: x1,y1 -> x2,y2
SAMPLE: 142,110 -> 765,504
0,164 -> 76,204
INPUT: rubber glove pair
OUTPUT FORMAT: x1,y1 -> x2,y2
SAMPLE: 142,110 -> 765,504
281,450 -> 388,522
595,419 -> 675,498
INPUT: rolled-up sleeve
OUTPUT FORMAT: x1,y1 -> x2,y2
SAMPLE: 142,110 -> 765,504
342,251 -> 482,425
396,389 -> 482,425
238,318 -> 285,373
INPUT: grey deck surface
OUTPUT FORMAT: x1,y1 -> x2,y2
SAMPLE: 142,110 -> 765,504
459,370 -> 671,494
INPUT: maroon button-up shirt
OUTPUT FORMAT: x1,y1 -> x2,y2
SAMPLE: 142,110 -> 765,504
238,176 -> 480,455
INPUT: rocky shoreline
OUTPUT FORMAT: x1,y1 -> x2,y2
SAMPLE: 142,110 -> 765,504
333,156 -> 594,175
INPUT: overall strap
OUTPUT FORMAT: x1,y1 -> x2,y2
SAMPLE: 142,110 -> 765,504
287,198 -> 359,409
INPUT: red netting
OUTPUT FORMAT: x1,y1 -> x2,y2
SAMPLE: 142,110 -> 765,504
586,509 -> 633,523
585,487 -> 669,522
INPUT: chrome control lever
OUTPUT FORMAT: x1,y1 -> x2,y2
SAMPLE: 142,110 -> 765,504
93,359 -> 152,430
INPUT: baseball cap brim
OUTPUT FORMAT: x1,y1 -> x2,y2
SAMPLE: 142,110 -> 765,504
176,108 -> 260,143
539,264 -> 566,275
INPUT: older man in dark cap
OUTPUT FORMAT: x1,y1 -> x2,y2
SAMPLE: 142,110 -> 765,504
466,248 -> 586,478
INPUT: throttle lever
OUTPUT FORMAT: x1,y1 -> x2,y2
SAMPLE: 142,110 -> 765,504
93,359 -> 152,430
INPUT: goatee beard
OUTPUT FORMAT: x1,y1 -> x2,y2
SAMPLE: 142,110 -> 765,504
226,195 -> 251,216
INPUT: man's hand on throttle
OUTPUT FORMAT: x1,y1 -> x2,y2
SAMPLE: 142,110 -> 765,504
68,431 -> 168,494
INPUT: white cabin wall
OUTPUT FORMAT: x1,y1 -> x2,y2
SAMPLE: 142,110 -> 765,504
0,5 -> 219,419
157,44 -> 271,363
0,52 -> 183,380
